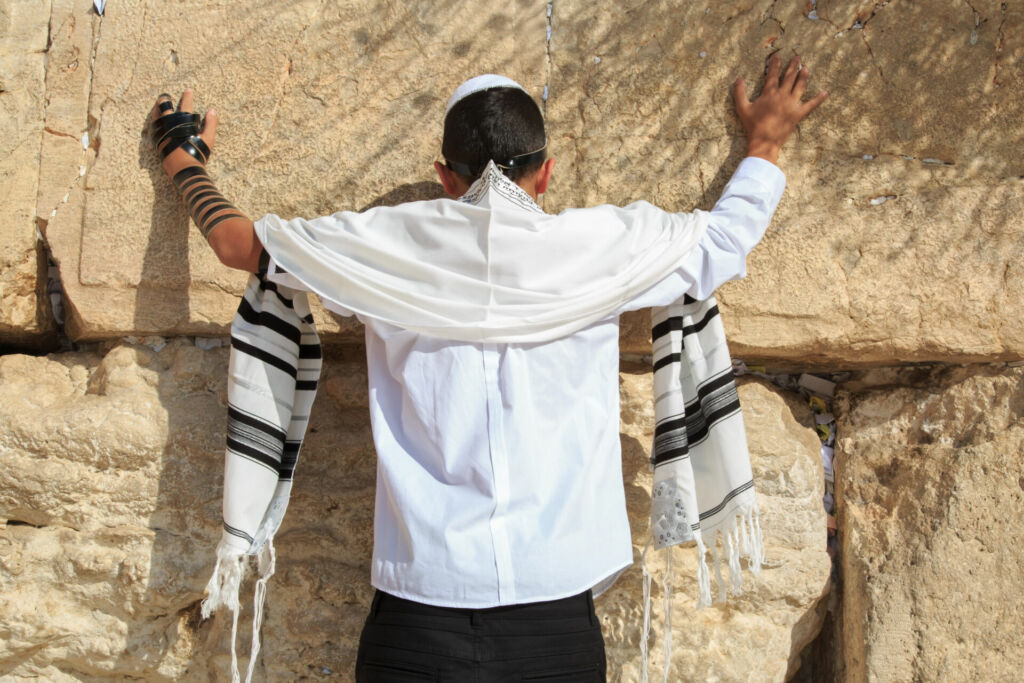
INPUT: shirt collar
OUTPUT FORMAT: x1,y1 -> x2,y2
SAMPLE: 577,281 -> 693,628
457,161 -> 545,214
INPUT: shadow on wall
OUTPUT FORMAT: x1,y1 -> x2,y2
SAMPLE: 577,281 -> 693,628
548,0 -> 1023,204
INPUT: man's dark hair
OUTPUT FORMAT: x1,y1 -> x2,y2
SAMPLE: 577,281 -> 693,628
442,87 -> 546,183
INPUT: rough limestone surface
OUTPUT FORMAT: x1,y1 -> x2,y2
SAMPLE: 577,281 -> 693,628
836,365 -> 1024,683
0,345 -> 827,681
0,0 -> 52,343
548,0 -> 1024,363
22,0 -> 1021,362
42,0 -> 547,340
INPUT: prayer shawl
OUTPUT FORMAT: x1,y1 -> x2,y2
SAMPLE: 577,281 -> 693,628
202,164 -> 762,682
641,296 -> 764,683
201,273 -> 322,683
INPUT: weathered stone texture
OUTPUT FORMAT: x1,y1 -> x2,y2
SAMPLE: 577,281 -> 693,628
22,0 -> 1022,361
0,0 -> 52,342
549,0 -> 1024,364
43,0 -> 547,340
836,365 -> 1024,682
0,346 -> 827,680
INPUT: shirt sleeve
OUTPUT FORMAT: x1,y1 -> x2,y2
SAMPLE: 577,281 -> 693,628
624,156 -> 786,310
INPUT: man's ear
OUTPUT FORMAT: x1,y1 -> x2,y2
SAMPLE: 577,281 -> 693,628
533,157 -> 556,196
434,161 -> 463,198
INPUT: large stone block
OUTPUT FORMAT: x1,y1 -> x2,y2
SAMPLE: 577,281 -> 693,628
548,0 -> 1024,364
0,0 -> 52,343
836,364 -> 1024,682
43,0 -> 548,340
0,344 -> 828,680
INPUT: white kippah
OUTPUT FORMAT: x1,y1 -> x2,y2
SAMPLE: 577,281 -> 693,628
445,74 -> 527,115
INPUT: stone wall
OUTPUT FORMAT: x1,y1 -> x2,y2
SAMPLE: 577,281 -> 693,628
1,0 -> 1021,681
0,344 -> 827,680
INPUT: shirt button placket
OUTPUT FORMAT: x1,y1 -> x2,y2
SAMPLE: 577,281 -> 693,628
482,342 -> 515,604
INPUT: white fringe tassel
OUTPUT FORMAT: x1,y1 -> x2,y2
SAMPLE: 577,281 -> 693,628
640,541 -> 652,683
661,549 -> 673,683
700,505 -> 765,606
201,536 -> 279,683
695,533 -> 711,609
639,506 -> 766,680
245,540 -> 277,683
202,540 -> 247,683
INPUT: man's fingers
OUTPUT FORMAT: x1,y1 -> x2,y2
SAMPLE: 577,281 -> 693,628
200,108 -> 218,149
781,56 -> 801,91
733,78 -> 752,118
793,66 -> 810,98
178,88 -> 194,114
151,93 -> 172,123
800,90 -> 829,117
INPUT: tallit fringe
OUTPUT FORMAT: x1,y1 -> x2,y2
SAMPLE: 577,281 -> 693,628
662,549 -> 673,683
639,506 -> 765,681
640,541 -> 652,683
201,536 -> 278,683
698,504 -> 764,608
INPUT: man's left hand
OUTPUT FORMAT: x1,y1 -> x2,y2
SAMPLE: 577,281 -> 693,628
149,89 -> 219,177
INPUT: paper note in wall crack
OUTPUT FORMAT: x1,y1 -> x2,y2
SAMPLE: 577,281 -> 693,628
93,0 -> 105,14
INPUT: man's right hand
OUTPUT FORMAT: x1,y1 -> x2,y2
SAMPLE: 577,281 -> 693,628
733,53 -> 828,164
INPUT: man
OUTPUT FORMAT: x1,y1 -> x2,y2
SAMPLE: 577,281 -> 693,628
151,55 -> 825,681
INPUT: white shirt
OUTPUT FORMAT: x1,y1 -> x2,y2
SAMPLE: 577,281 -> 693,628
266,156 -> 785,608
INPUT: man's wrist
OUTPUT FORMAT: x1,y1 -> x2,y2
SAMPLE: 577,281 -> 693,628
745,139 -> 781,165
162,147 -> 204,178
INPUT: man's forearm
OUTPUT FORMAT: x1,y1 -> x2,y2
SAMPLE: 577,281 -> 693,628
164,157 -> 262,272
172,165 -> 246,238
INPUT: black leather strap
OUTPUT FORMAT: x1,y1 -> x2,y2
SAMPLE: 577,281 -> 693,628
152,112 -> 200,137
153,113 -> 210,162
178,137 -> 210,164
173,165 -> 208,184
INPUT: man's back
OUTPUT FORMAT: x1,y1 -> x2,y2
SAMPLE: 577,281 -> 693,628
364,315 -> 632,607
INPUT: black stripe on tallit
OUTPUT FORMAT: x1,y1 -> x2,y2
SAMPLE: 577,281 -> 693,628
279,442 -> 301,480
257,278 -> 296,309
651,304 -> 720,343
654,369 -> 736,437
698,480 -> 754,521
230,337 -> 297,378
227,437 -> 282,473
237,296 -> 302,346
651,445 -> 689,466
652,371 -> 741,466
223,521 -> 255,545
295,380 -> 319,391
226,409 -> 286,460
653,352 -> 681,373
228,406 -> 287,443
651,432 -> 689,467
682,397 -> 742,451
299,343 -> 323,359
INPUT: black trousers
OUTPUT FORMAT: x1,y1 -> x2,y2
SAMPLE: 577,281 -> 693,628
356,590 -> 607,682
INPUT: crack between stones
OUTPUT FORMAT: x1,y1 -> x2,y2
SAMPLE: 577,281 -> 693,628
831,0 -> 891,38
543,2 -> 553,118
762,0 -> 786,34
858,32 -> 891,87
993,2 -> 1007,88
1,517 -> 81,532
34,0 -> 94,346
84,2 -> 106,157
